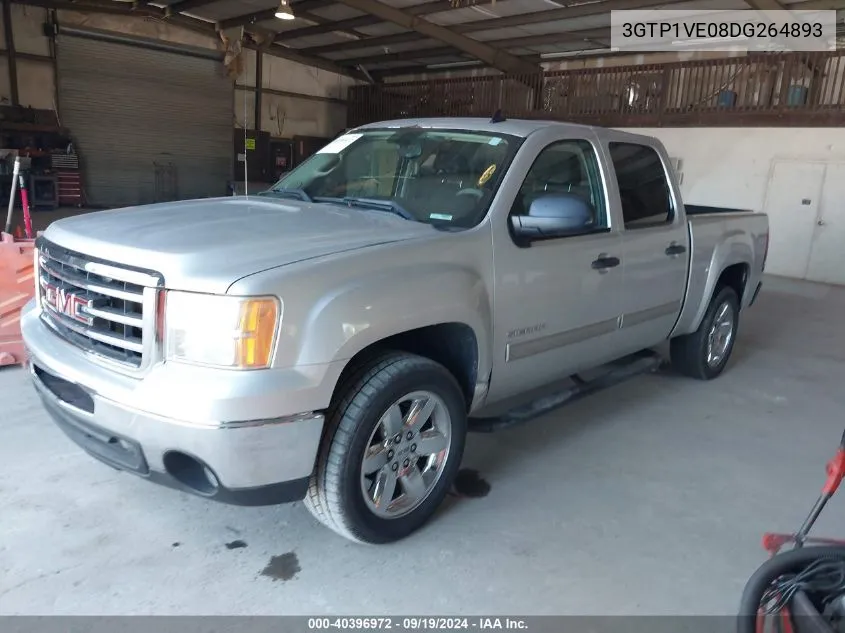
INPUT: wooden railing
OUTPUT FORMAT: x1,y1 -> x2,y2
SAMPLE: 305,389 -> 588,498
348,51 -> 845,127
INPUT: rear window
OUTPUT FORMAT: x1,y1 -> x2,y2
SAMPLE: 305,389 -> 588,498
608,142 -> 673,228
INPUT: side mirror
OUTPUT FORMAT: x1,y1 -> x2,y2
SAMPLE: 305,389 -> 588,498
510,193 -> 595,246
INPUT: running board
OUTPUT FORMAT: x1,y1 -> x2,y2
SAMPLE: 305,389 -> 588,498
467,350 -> 664,433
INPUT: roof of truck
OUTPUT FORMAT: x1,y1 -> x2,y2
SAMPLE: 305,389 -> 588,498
353,117 -> 600,138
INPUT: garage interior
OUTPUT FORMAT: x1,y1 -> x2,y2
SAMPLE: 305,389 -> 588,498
1,0 -> 845,616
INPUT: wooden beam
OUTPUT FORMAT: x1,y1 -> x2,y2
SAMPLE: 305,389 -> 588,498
19,0 -> 165,17
275,0 -> 451,42
300,0 -> 674,55
328,0 -> 539,74
246,40 -> 371,80
217,5 -> 368,41
290,0 -> 337,11
12,0 -> 370,80
164,0 -> 219,17
236,83 -> 347,104
786,0 -> 845,8
276,14 -> 376,40
217,8 -> 277,30
172,0 -> 335,20
0,47 -> 53,62
337,28 -> 608,68
459,0 -> 677,33
744,0 -> 788,9
288,10 -> 369,40
302,30 -> 418,55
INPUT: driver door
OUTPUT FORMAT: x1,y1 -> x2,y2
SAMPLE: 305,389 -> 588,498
488,133 -> 624,403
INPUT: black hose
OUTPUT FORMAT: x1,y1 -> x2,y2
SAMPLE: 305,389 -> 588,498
738,546 -> 845,633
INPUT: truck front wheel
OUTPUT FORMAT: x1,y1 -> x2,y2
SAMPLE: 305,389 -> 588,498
304,352 -> 468,544
670,285 -> 740,380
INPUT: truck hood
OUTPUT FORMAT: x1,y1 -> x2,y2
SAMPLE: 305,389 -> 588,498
43,196 -> 436,293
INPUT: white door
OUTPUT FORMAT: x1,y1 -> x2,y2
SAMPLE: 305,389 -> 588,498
763,161 -> 825,279
806,163 -> 845,285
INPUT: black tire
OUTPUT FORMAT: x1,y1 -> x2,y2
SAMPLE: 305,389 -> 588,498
670,285 -> 740,380
304,351 -> 468,544
738,546 -> 845,633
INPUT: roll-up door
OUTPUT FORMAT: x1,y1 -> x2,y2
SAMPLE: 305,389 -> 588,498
56,29 -> 233,208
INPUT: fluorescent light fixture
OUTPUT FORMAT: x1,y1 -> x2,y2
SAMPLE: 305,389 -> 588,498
425,60 -> 482,69
540,48 -> 613,59
670,37 -> 744,46
275,0 -> 295,20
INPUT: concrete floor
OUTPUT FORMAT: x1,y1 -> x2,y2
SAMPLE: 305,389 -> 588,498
1,275 -> 845,616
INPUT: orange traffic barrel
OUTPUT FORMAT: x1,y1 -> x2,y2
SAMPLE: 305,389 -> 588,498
0,231 -> 36,367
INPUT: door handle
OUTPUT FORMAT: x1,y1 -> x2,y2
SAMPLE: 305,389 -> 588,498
591,254 -> 621,272
665,243 -> 687,256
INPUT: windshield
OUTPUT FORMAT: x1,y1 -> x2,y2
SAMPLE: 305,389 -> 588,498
268,127 -> 521,229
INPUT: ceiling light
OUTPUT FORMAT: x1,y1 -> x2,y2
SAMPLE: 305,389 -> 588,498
540,48 -> 612,59
275,0 -> 295,20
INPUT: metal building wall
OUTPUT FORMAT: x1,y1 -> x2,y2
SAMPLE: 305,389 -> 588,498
56,28 -> 233,208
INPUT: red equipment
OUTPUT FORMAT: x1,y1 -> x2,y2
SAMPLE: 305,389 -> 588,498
739,430 -> 845,633
19,169 -> 33,239
0,155 -> 37,367
762,430 -> 845,557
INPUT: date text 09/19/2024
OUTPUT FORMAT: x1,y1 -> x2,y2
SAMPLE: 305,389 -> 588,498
307,618 -> 529,631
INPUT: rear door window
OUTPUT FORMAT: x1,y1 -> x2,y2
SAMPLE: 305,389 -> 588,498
608,142 -> 674,228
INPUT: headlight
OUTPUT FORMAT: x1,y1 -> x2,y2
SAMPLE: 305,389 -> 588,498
164,291 -> 281,369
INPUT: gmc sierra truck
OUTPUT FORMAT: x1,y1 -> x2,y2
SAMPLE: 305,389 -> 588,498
21,118 -> 769,544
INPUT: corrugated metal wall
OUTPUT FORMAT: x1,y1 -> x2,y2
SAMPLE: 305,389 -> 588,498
56,32 -> 233,208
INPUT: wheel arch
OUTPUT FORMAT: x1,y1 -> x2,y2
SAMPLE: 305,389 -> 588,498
329,322 -> 482,413
289,264 -> 493,413
673,232 -> 753,337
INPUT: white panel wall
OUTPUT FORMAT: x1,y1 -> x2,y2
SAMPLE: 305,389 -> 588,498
17,59 -> 55,110
236,48 -> 351,137
621,128 -> 845,210
0,5 -> 51,109
620,127 -> 845,283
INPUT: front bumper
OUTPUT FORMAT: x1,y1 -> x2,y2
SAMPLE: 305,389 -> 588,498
22,299 -> 333,506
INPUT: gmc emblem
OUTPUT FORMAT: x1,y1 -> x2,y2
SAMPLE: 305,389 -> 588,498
42,282 -> 93,326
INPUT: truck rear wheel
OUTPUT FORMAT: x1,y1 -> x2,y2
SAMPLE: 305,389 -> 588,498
304,352 -> 467,544
670,285 -> 740,380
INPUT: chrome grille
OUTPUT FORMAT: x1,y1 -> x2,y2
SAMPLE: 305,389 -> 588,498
36,240 -> 162,371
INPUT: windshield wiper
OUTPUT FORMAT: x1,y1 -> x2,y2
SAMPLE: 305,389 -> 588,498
336,197 -> 417,222
259,188 -> 313,202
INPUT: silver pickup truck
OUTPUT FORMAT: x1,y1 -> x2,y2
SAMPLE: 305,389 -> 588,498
21,118 -> 769,544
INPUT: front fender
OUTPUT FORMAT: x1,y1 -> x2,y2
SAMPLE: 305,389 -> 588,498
295,262 -> 492,376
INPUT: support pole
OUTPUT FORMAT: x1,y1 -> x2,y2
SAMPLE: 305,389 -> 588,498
4,156 -> 21,234
3,0 -> 19,106
254,48 -> 262,132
